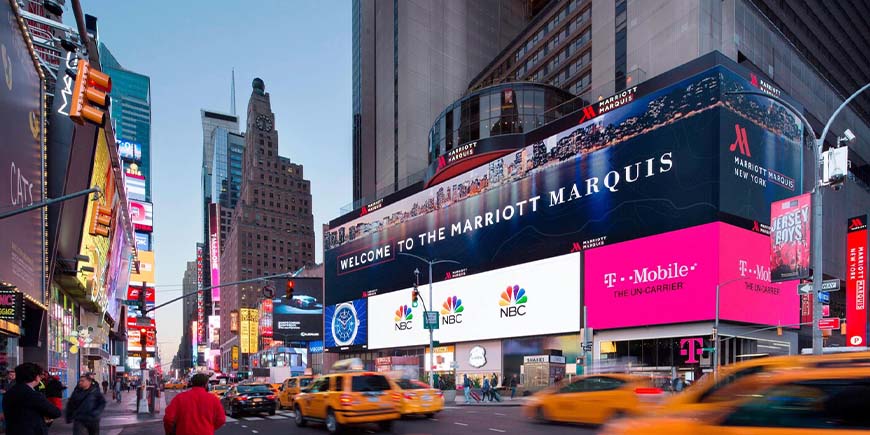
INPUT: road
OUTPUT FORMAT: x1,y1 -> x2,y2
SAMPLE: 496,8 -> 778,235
121,391 -> 600,435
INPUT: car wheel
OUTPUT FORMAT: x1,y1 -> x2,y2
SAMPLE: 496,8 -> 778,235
425,413 -> 436,419
294,405 -> 306,427
269,407 -> 276,416
325,409 -> 341,434
378,420 -> 393,432
535,406 -> 549,424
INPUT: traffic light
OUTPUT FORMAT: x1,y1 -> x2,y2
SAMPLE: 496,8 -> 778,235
285,280 -> 295,299
89,204 -> 112,236
137,284 -> 147,313
69,59 -> 111,125
841,320 -> 847,335
411,285 -> 419,308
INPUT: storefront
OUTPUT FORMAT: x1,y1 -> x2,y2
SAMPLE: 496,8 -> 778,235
455,341 -> 502,389
0,287 -> 25,381
48,284 -> 79,393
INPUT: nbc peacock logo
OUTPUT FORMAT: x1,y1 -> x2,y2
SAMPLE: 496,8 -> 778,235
440,296 -> 464,325
394,305 -> 413,331
499,285 -> 528,318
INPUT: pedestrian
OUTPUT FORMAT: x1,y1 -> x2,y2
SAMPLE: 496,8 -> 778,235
509,375 -> 518,400
482,377 -> 491,402
163,373 -> 225,435
65,373 -> 107,435
672,375 -> 685,392
492,373 -> 499,389
43,372 -> 66,411
1,362 -> 62,435
462,374 -> 472,404
101,379 -> 109,394
113,377 -> 122,403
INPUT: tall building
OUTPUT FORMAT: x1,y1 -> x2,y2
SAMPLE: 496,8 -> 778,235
351,0 -> 532,205
201,110 -> 240,275
220,78 -> 315,371
210,128 -> 245,246
178,260 -> 197,369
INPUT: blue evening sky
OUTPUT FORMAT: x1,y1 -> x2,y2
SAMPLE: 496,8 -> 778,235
73,1 -> 352,364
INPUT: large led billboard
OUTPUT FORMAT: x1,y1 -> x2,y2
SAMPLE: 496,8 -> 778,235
129,200 -> 153,232
584,222 -> 798,329
324,59 -> 803,306
130,250 -> 155,284
208,203 -> 221,302
368,253 -> 581,349
325,298 -> 367,351
125,173 -> 146,201
0,0 -> 44,303
272,277 -> 323,341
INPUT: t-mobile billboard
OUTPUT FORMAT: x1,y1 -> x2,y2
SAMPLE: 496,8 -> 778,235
585,222 -> 798,329
209,203 -> 221,302
368,253 -> 581,349
325,58 -> 804,306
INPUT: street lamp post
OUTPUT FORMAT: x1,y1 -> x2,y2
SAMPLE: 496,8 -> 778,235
728,81 -> 870,355
714,276 -> 760,378
398,252 -> 459,388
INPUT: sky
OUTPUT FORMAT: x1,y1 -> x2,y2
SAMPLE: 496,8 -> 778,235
73,0 -> 352,365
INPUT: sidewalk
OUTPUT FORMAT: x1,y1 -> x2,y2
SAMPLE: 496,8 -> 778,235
455,395 -> 530,407
49,389 -> 167,435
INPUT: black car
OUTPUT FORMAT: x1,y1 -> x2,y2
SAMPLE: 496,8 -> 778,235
221,384 -> 277,418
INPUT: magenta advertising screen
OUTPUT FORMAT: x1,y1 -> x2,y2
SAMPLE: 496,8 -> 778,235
585,222 -> 798,329
208,203 -> 220,302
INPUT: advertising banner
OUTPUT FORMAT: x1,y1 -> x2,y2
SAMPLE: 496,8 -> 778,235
770,194 -> 811,282
240,308 -> 259,354
272,277 -> 323,341
846,216 -> 869,347
324,65 -> 803,306
127,327 -> 156,352
208,315 -> 220,349
0,290 -> 23,321
230,310 -> 239,333
130,250 -> 155,284
368,253 -> 581,348
196,244 -> 205,343
259,298 -> 273,337
424,346 -> 455,372
585,223 -> 798,329
129,200 -> 153,232
135,232 -> 151,252
208,203 -> 220,302
191,321 -> 198,366
126,285 -> 155,303
0,0 -> 44,303
125,173 -> 146,201
117,139 -> 142,161
325,298 -> 367,351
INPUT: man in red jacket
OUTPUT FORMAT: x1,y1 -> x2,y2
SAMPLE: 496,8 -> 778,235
163,373 -> 225,435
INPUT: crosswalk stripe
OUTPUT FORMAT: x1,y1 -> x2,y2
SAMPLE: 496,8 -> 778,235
265,415 -> 288,420
241,416 -> 264,421
225,417 -> 238,423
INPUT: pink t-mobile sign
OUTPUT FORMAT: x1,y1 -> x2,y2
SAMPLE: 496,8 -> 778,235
585,223 -> 798,329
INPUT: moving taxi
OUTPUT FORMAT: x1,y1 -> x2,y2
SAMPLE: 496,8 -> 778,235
391,378 -> 444,417
659,351 -> 870,415
601,367 -> 870,435
523,374 -> 663,425
164,379 -> 185,390
278,375 -> 314,409
220,383 -> 278,418
294,359 -> 400,434
210,383 -> 230,399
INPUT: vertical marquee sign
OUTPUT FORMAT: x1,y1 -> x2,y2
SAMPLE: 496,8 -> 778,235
846,215 -> 869,347
208,203 -> 221,304
196,244 -> 205,343
770,194 -> 811,283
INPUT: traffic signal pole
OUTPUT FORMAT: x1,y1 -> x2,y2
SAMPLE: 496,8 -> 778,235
142,271 -> 295,316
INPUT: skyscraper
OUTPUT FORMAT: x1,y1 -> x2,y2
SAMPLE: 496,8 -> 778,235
351,0 -> 531,205
219,78 -> 315,370
178,260 -> 197,369
210,128 -> 245,246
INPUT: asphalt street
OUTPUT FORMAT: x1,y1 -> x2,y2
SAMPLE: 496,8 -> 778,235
123,391 -> 601,435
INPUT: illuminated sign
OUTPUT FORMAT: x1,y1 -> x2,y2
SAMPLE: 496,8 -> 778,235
0,289 -> 23,321
240,308 -> 259,354
847,215 -> 869,347
117,139 -> 142,161
135,232 -> 150,251
231,345 -> 239,370
770,194 -> 811,282
130,250 -> 155,284
208,203 -> 220,302
125,173 -> 146,201
196,245 -> 205,343
129,200 -> 153,232
230,310 -> 239,333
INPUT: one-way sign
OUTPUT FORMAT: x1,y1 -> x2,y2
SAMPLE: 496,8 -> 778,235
798,280 -> 841,294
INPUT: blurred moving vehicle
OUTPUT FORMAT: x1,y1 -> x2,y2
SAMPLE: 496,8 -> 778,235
221,383 -> 278,418
210,384 -> 230,399
164,379 -> 185,390
278,375 -> 315,409
660,351 -> 870,415
390,378 -> 444,417
523,374 -> 663,425
294,359 -> 400,434
601,367 -> 870,435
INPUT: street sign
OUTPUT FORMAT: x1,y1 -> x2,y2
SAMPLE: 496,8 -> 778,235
798,280 -> 841,294
819,291 -> 831,303
423,311 -> 439,330
818,318 -> 841,330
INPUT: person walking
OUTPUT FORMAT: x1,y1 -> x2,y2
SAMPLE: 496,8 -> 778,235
65,374 -> 107,435
163,373 -> 225,435
2,362 -> 62,435
113,377 -> 122,403
43,373 -> 65,411
509,375 -> 518,400
101,380 -> 108,395
482,377 -> 491,402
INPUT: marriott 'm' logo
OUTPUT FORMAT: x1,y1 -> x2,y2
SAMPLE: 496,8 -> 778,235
850,218 -> 866,231
729,124 -> 751,157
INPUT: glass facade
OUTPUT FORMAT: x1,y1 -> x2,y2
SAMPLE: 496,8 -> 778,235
48,284 -> 78,396
428,83 -> 576,165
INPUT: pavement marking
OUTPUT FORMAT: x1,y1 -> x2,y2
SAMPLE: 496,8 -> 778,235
430,418 -> 439,421
495,412 -> 506,416
252,431 -> 259,434
455,422 -> 469,426
466,410 -> 478,414
241,424 -> 248,428
488,429 -> 506,433
265,415 -> 288,419
242,416 -> 264,421
225,416 -> 238,423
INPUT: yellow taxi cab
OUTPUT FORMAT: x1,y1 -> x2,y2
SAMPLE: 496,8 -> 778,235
390,378 -> 444,417
164,379 -> 185,390
523,374 -> 664,425
294,359 -> 400,434
601,366 -> 870,435
278,375 -> 314,410
210,383 -> 230,399
659,351 -> 870,415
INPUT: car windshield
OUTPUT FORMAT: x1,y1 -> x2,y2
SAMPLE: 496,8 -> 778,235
237,385 -> 272,394
213,385 -> 229,391
395,379 -> 428,390
351,375 -> 391,392
300,378 -> 313,387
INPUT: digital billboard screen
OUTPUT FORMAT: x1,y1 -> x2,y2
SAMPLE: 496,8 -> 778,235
584,222 -> 798,329
272,277 -> 323,341
368,253 -> 581,349
129,200 -> 153,232
324,62 -> 803,306
125,173 -> 146,201
135,232 -> 151,251
117,139 -> 142,161
324,298 -> 367,351
208,203 -> 221,302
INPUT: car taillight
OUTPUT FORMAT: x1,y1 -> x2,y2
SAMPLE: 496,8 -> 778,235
403,393 -> 414,400
435,390 -> 443,397
391,392 -> 402,402
235,395 -> 248,402
339,394 -> 353,406
634,387 -> 663,395
266,395 -> 275,400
